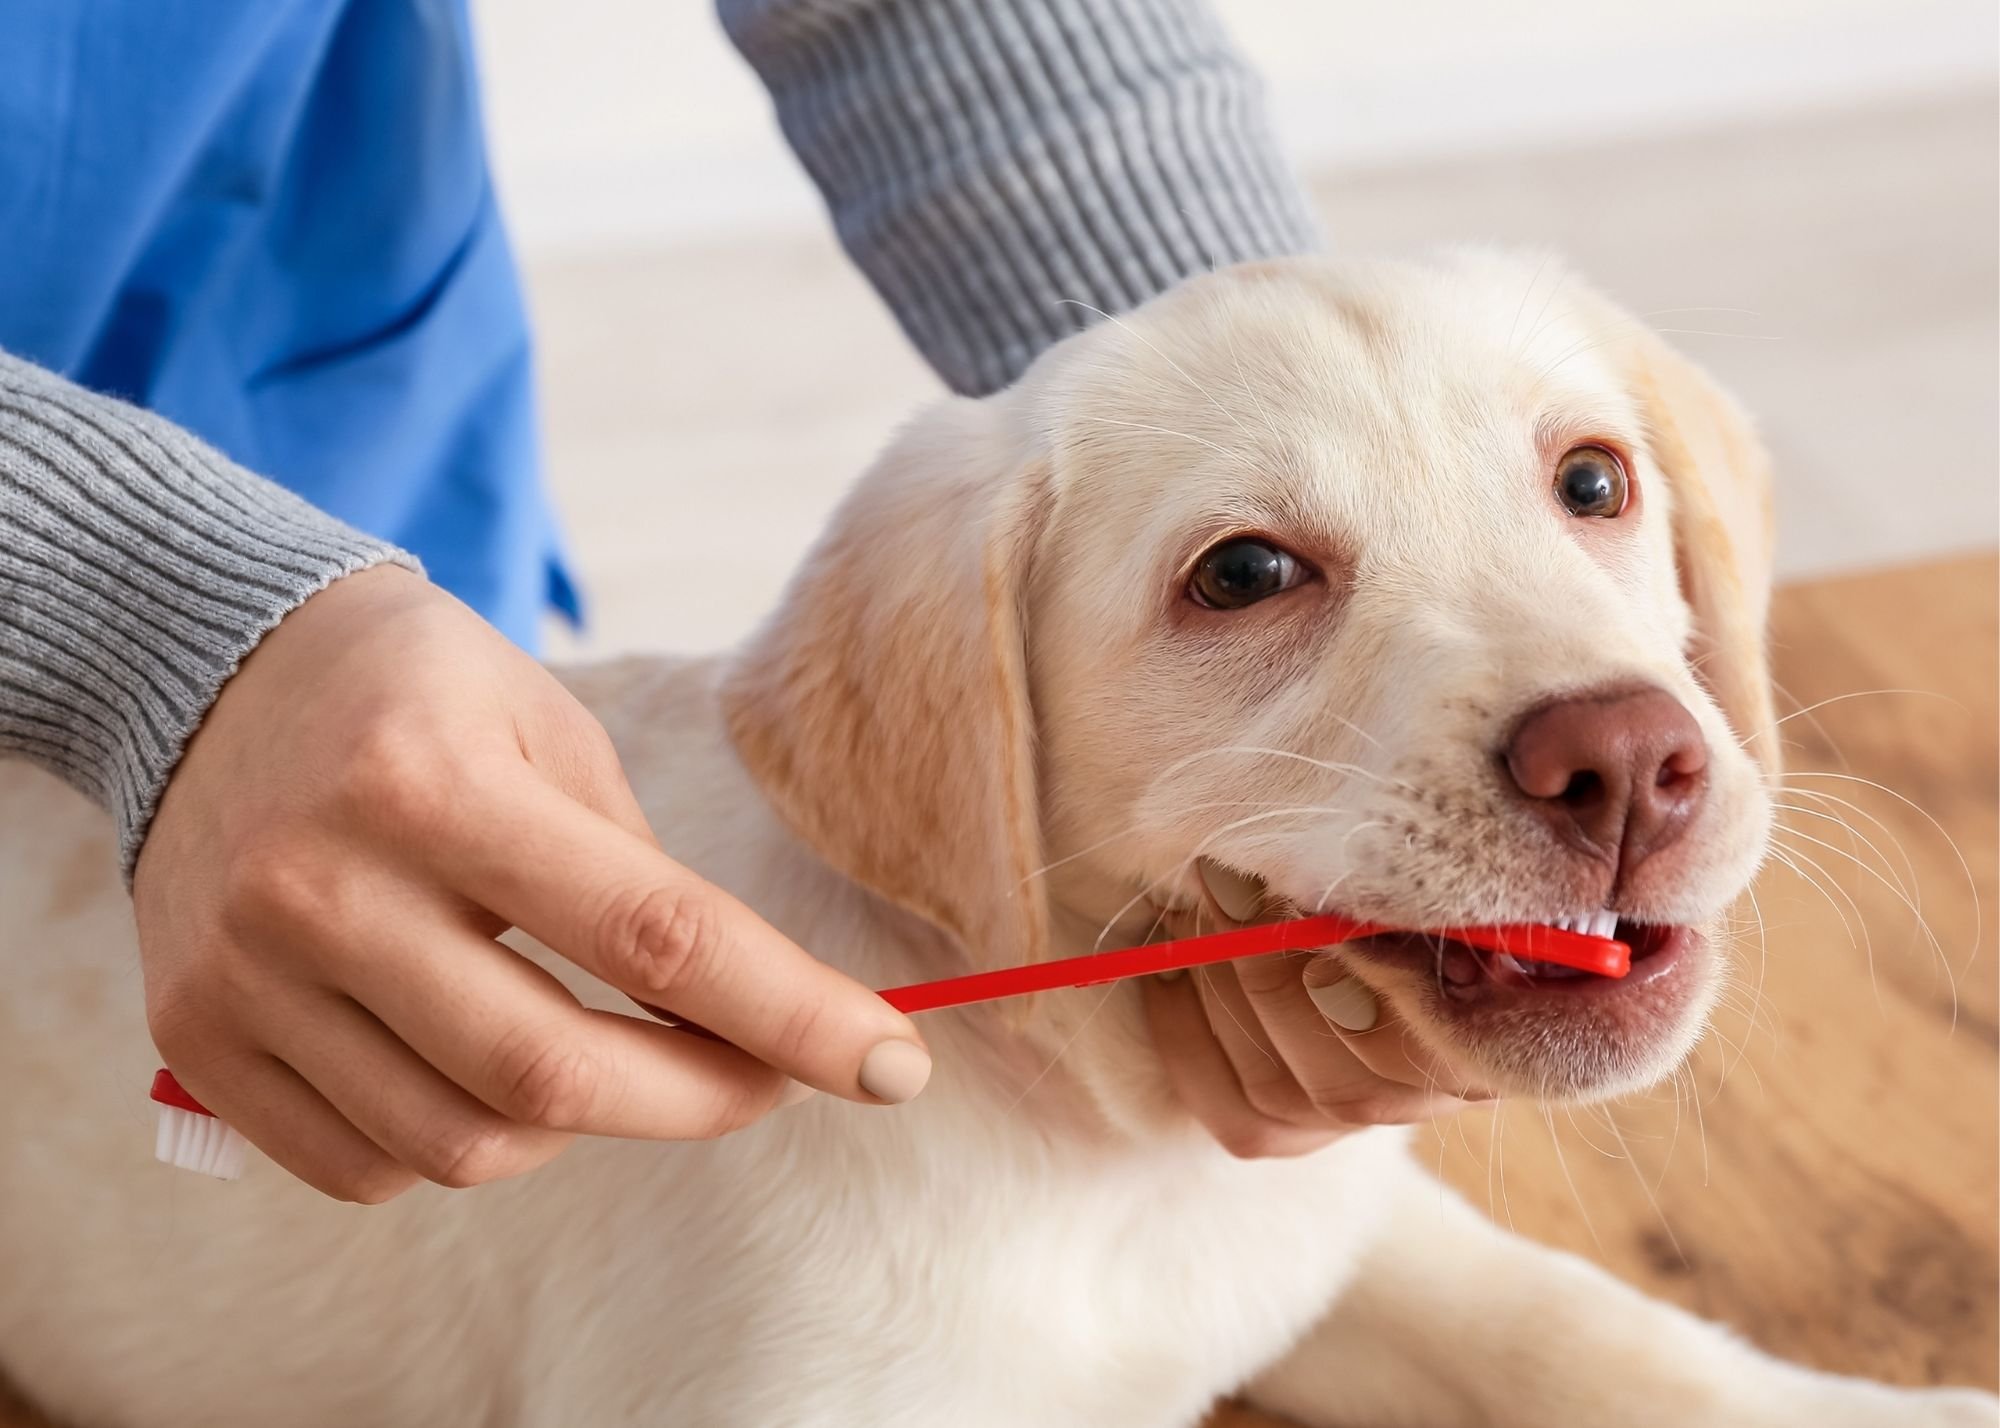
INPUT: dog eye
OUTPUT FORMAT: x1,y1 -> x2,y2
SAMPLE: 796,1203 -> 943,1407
1189,538 -> 1302,609
1554,446 -> 1629,518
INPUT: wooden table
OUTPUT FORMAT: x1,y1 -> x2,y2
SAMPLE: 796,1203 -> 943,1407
5,556 -> 1993,1428
1213,552 -> 2000,1427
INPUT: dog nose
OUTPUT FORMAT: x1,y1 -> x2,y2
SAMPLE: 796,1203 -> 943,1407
1503,685 -> 1708,871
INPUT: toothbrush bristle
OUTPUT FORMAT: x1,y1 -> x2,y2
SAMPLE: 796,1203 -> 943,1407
154,1104 -> 248,1180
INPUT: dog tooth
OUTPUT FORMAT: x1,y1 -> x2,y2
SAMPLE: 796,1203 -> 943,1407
1196,858 -> 1267,923
1497,953 -> 1532,975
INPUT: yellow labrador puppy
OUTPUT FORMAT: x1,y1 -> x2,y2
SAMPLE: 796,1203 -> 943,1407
0,254 -> 1990,1428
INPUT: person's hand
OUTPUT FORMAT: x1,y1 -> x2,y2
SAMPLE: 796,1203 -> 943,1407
134,566 -> 931,1203
1144,948 -> 1488,1158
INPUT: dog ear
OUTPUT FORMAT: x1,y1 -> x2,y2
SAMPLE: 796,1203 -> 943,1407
1625,332 -> 1782,775
721,396 -> 1052,974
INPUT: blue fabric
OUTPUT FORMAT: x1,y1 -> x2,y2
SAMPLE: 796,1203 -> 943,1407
0,0 -> 574,649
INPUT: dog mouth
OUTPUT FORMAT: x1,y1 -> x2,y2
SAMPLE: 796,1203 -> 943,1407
1348,916 -> 1710,1099
1191,859 -> 1710,1092
1340,918 -> 1690,1006
1191,858 -> 1688,1004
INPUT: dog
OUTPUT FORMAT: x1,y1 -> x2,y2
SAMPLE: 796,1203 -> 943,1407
1,253 -> 1992,1427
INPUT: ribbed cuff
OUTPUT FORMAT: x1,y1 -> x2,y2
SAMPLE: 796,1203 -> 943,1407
0,353 -> 420,881
720,0 -> 1324,395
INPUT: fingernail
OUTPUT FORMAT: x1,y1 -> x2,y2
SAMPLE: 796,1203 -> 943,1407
1197,858 -> 1267,922
859,1040 -> 932,1104
778,1079 -> 816,1108
1309,977 -> 1380,1032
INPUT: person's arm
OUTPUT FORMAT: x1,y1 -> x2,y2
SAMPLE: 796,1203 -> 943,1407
0,351 -> 414,875
717,0 -> 1322,397
3,352 -> 932,1202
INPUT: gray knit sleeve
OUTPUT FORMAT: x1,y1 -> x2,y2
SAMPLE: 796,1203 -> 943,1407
0,352 -> 418,879
718,0 -> 1322,396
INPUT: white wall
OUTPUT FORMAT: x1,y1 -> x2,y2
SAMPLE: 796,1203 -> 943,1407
473,0 -> 1998,256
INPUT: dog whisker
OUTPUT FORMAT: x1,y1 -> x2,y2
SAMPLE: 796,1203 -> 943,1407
1718,885 -> 1777,1092
1772,797 -> 1924,925
1772,802 -> 1929,963
1640,305 -> 1769,320
1540,1098 -> 1605,1255
1222,310 -> 1288,456
1687,1061 -> 1713,1191
1309,841 -> 1376,916
1075,414 -> 1239,459
1054,298 -> 1256,443
1197,965 -> 1280,1070
1605,1111 -> 1687,1269
1763,840 -> 1878,1006
1019,795 -> 1355,887
1506,254 -> 1555,351
1157,742 -> 1406,789
1661,1063 -> 1689,1187
1528,327 -> 1618,388
999,983 -> 1124,1118
1784,772 -> 1982,981
1086,804 -> 1358,954
1562,1103 -> 1625,1161
1767,686 -> 1965,730
1771,824 -> 1961,1029
1517,261 -> 1570,356
1779,787 -> 1926,906
1648,328 -> 1783,342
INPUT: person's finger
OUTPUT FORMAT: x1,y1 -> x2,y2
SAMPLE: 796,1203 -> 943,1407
437,776 -> 930,1104
1235,951 -> 1470,1122
514,694 -> 661,850
177,1051 -> 418,1204
1193,962 -> 1322,1126
337,911 -> 812,1139
1301,953 -> 1495,1102
277,987 -> 571,1187
1142,972 -> 1340,1159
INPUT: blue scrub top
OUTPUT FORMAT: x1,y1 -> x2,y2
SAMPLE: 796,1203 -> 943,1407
0,0 -> 574,649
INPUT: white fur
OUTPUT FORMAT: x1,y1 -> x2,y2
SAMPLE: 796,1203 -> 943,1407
0,255 -> 1989,1427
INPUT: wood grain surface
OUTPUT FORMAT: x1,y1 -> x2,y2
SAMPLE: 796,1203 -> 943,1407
4,556 -> 1993,1428
1211,552 -> 2000,1425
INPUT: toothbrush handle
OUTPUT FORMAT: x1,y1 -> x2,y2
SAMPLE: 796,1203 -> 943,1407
879,916 -> 1631,1013
880,912 -> 1380,1013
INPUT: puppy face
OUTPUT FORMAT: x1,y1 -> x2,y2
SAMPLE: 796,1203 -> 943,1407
1023,256 -> 1774,1099
727,253 -> 1777,1106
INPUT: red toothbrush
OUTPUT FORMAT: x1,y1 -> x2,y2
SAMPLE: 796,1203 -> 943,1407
151,915 -> 1628,1175
878,913 -> 1628,1012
